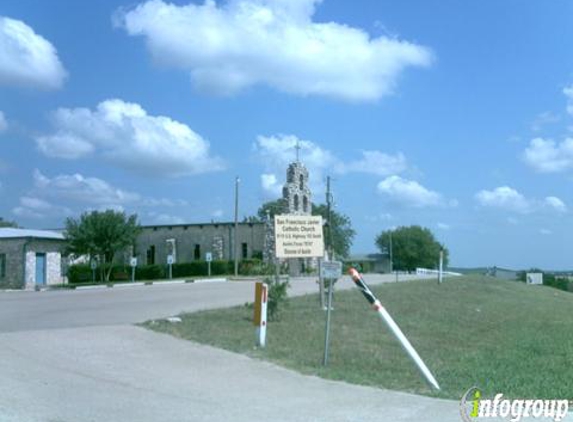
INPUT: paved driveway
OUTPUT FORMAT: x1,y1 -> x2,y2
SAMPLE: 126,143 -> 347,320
0,274 -> 553,422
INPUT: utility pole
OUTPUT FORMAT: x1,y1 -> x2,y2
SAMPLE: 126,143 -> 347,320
326,176 -> 333,259
234,176 -> 240,277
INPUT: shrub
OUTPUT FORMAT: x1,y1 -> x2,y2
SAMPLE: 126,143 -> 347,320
266,276 -> 290,321
134,264 -> 165,281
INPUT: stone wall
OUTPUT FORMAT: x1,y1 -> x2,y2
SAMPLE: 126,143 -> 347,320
0,238 -> 64,289
134,222 -> 265,265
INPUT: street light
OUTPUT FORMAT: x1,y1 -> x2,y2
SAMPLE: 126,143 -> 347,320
234,176 -> 240,277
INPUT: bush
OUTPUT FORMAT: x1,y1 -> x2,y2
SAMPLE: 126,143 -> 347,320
134,264 -> 165,281
68,264 -> 93,284
267,276 -> 290,321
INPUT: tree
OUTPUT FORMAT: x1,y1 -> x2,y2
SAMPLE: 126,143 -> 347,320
0,217 -> 18,228
311,204 -> 355,258
64,210 -> 141,282
375,225 -> 448,272
255,200 -> 356,258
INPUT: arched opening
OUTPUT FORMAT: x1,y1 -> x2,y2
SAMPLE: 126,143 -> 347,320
294,194 -> 299,211
303,195 -> 308,213
299,174 -> 304,190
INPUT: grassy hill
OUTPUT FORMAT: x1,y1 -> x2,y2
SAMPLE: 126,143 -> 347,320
144,275 -> 573,399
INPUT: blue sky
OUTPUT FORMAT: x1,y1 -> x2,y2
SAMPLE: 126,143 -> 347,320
1,0 -> 572,269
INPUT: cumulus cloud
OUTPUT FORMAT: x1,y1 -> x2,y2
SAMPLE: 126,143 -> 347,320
475,186 -> 531,214
33,169 -> 141,206
522,138 -> 573,173
476,187 -> 567,215
36,99 -> 224,176
12,196 -> 71,219
261,173 -> 282,198
145,211 -> 185,225
0,16 -> 67,89
0,111 -> 6,132
377,175 -> 444,208
544,196 -> 567,213
254,134 -> 408,196
116,0 -> 433,101
341,150 -> 407,176
531,111 -> 560,132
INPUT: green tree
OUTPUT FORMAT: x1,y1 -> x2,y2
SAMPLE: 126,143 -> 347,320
64,210 -> 141,282
311,204 -> 355,258
255,200 -> 356,258
256,198 -> 288,221
375,225 -> 448,272
0,217 -> 18,228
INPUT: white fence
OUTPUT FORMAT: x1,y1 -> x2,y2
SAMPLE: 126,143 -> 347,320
416,268 -> 462,277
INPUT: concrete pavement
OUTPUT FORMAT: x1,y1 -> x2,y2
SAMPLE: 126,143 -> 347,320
2,274 -> 557,422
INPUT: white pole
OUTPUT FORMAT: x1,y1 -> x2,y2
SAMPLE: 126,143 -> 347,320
439,249 -> 443,284
349,268 -> 440,390
375,301 -> 440,390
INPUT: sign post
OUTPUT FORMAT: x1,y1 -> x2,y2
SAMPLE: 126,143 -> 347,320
253,282 -> 268,347
167,254 -> 174,279
438,249 -> 443,285
130,257 -> 137,282
90,259 -> 97,283
321,260 -> 342,366
206,252 -> 213,277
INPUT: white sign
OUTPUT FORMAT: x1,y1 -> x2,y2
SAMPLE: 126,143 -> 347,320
206,252 -> 213,262
130,257 -> 137,267
274,215 -> 324,258
90,260 -> 97,270
167,254 -> 174,265
526,272 -> 543,285
321,261 -> 342,279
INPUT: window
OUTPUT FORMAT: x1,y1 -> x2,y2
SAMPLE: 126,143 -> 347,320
303,195 -> 308,213
146,245 -> 155,265
294,194 -> 299,211
242,243 -> 248,259
299,174 -> 304,190
0,253 -> 5,279
194,244 -> 201,260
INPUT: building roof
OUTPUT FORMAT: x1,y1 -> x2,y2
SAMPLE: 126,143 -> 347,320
0,228 -> 65,240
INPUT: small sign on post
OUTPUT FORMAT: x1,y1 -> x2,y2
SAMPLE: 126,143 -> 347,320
321,260 -> 342,366
167,254 -> 174,279
130,257 -> 137,282
206,252 -> 213,277
253,282 -> 268,347
90,260 -> 97,283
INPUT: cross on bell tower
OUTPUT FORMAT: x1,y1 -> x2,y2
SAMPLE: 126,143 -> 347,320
295,139 -> 301,162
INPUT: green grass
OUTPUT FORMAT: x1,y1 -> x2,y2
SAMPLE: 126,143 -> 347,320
142,275 -> 573,400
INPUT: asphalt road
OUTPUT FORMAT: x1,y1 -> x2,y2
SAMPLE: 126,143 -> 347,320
0,275 -> 564,422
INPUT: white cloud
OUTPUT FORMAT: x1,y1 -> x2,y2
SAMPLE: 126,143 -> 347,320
12,196 -> 71,220
36,99 -> 224,176
531,111 -> 560,132
564,85 -> 573,116
261,173 -> 282,198
522,138 -> 573,173
254,134 -> 408,196
254,134 -> 336,193
475,186 -> 531,214
0,16 -> 67,89
377,175 -> 444,208
116,0 -> 433,101
341,150 -> 407,176
544,196 -> 567,213
0,111 -> 7,132
437,222 -> 450,230
145,211 -> 185,225
33,169 -> 141,206
211,209 -> 224,218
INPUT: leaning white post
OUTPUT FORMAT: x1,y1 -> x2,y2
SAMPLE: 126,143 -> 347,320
349,268 -> 440,390
253,282 -> 268,347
